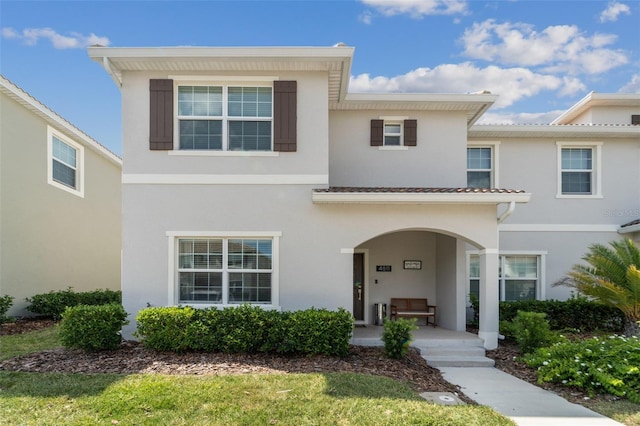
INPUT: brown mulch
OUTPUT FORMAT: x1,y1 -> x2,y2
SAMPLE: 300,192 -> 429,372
0,319 -> 473,404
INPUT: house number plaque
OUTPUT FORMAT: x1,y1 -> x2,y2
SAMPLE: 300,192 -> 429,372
376,265 -> 392,272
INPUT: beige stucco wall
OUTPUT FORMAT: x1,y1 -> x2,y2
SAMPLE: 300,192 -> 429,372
121,71 -> 329,176
0,93 -> 121,316
329,110 -> 468,187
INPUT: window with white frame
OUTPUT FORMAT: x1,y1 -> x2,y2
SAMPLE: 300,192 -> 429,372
467,147 -> 493,188
557,142 -> 602,197
384,122 -> 402,146
469,254 -> 542,302
177,237 -> 274,304
47,127 -> 84,197
177,84 -> 272,151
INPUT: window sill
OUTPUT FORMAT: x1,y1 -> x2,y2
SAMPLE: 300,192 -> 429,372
556,194 -> 603,199
378,146 -> 409,151
168,150 -> 280,157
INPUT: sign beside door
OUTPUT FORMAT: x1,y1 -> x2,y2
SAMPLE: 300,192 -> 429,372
376,265 -> 392,272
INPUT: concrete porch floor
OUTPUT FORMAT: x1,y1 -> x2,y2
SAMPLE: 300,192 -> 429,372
351,325 -> 484,347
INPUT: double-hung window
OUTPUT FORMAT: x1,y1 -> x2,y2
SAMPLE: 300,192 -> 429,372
176,236 -> 276,305
469,253 -> 543,302
383,122 -> 402,146
467,147 -> 492,188
177,84 -> 273,151
47,126 -> 84,197
557,142 -> 602,197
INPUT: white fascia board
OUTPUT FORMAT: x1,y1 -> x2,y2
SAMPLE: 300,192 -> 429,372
552,92 -> 640,124
469,124 -> 640,138
343,92 -> 498,104
123,174 -> 328,185
312,192 -> 531,205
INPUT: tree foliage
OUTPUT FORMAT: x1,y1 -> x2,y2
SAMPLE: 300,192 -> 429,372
566,239 -> 640,336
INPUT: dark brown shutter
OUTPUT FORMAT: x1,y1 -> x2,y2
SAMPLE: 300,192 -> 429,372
273,81 -> 297,152
370,119 -> 383,146
632,115 -> 640,125
404,119 -> 417,146
149,79 -> 174,150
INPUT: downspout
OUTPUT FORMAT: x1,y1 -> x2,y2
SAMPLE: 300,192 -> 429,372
102,57 -> 122,88
497,201 -> 516,224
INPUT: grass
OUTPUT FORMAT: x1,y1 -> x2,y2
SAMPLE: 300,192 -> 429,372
0,372 -> 514,425
0,325 -> 62,361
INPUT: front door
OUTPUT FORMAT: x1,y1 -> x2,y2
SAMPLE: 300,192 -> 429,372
353,253 -> 365,321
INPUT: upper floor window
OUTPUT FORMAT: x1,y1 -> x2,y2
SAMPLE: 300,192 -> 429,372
47,126 -> 84,197
149,79 -> 297,153
556,142 -> 602,198
177,85 -> 273,151
370,118 -> 417,148
467,147 -> 492,188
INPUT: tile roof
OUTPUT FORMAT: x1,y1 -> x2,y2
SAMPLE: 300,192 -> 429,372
621,219 -> 640,228
313,187 -> 526,194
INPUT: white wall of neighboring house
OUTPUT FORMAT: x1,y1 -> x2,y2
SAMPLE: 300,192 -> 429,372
0,78 -> 122,317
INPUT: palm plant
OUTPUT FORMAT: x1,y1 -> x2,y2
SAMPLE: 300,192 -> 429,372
567,238 -> 640,337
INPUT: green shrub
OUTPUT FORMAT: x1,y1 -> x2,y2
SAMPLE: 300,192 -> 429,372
511,311 -> 562,354
26,288 -> 122,320
59,303 -> 128,351
499,298 -> 624,333
0,295 -> 14,324
525,335 -> 640,403
135,306 -> 197,352
135,306 -> 354,356
468,293 -> 479,327
382,318 -> 417,359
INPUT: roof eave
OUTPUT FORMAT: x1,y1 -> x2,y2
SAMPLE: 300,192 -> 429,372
619,224 -> 640,234
312,191 -> 531,205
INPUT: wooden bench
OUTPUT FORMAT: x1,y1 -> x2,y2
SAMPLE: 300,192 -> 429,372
390,298 -> 437,327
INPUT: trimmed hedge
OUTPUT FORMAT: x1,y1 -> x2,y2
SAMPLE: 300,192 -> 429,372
135,305 -> 354,356
26,288 -> 122,320
499,299 -> 624,333
60,303 -> 129,351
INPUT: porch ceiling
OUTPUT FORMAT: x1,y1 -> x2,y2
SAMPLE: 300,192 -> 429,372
312,187 -> 531,204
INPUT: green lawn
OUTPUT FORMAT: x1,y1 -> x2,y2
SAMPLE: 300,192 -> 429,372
0,325 -> 62,361
0,371 -> 513,425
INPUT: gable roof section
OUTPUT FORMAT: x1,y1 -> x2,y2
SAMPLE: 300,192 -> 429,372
551,92 -> 640,125
0,75 -> 122,167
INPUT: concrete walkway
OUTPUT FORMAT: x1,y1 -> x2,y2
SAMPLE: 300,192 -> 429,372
438,367 -> 624,426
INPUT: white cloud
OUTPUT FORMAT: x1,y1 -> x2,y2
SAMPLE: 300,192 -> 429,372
1,27 -> 110,49
358,11 -> 373,25
349,62 -> 585,108
361,0 -> 469,18
476,110 -> 565,125
460,19 -> 628,75
619,74 -> 640,93
600,1 -> 631,22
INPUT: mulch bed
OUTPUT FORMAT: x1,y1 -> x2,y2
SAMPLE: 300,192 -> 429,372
0,319 -> 626,410
0,319 -> 473,404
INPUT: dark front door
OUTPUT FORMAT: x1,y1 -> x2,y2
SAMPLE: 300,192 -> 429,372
353,253 -> 365,321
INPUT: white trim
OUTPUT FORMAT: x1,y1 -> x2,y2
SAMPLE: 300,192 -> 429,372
379,146 -> 409,151
168,150 -> 279,157
379,115 -> 409,121
124,174 -> 328,185
556,141 -> 603,198
467,141 -> 500,188
478,248 -> 499,255
167,231 -> 282,238
340,248 -> 355,254
312,191 -> 531,204
620,224 -> 640,234
169,75 -> 279,82
499,224 -> 619,232
166,232 -> 281,307
47,126 -> 85,198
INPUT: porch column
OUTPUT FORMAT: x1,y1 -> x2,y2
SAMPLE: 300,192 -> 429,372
478,248 -> 499,350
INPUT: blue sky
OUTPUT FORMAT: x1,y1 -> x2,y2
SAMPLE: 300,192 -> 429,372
1,0 -> 638,156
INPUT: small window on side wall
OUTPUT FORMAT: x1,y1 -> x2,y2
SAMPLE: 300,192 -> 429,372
370,118 -> 417,148
47,126 -> 84,197
556,142 -> 602,198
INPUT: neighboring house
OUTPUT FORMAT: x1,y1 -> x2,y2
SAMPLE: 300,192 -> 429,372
0,75 -> 122,317
88,46 -> 639,349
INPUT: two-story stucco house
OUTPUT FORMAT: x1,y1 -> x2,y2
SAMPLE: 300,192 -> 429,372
88,45 -> 639,349
0,76 -> 122,317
